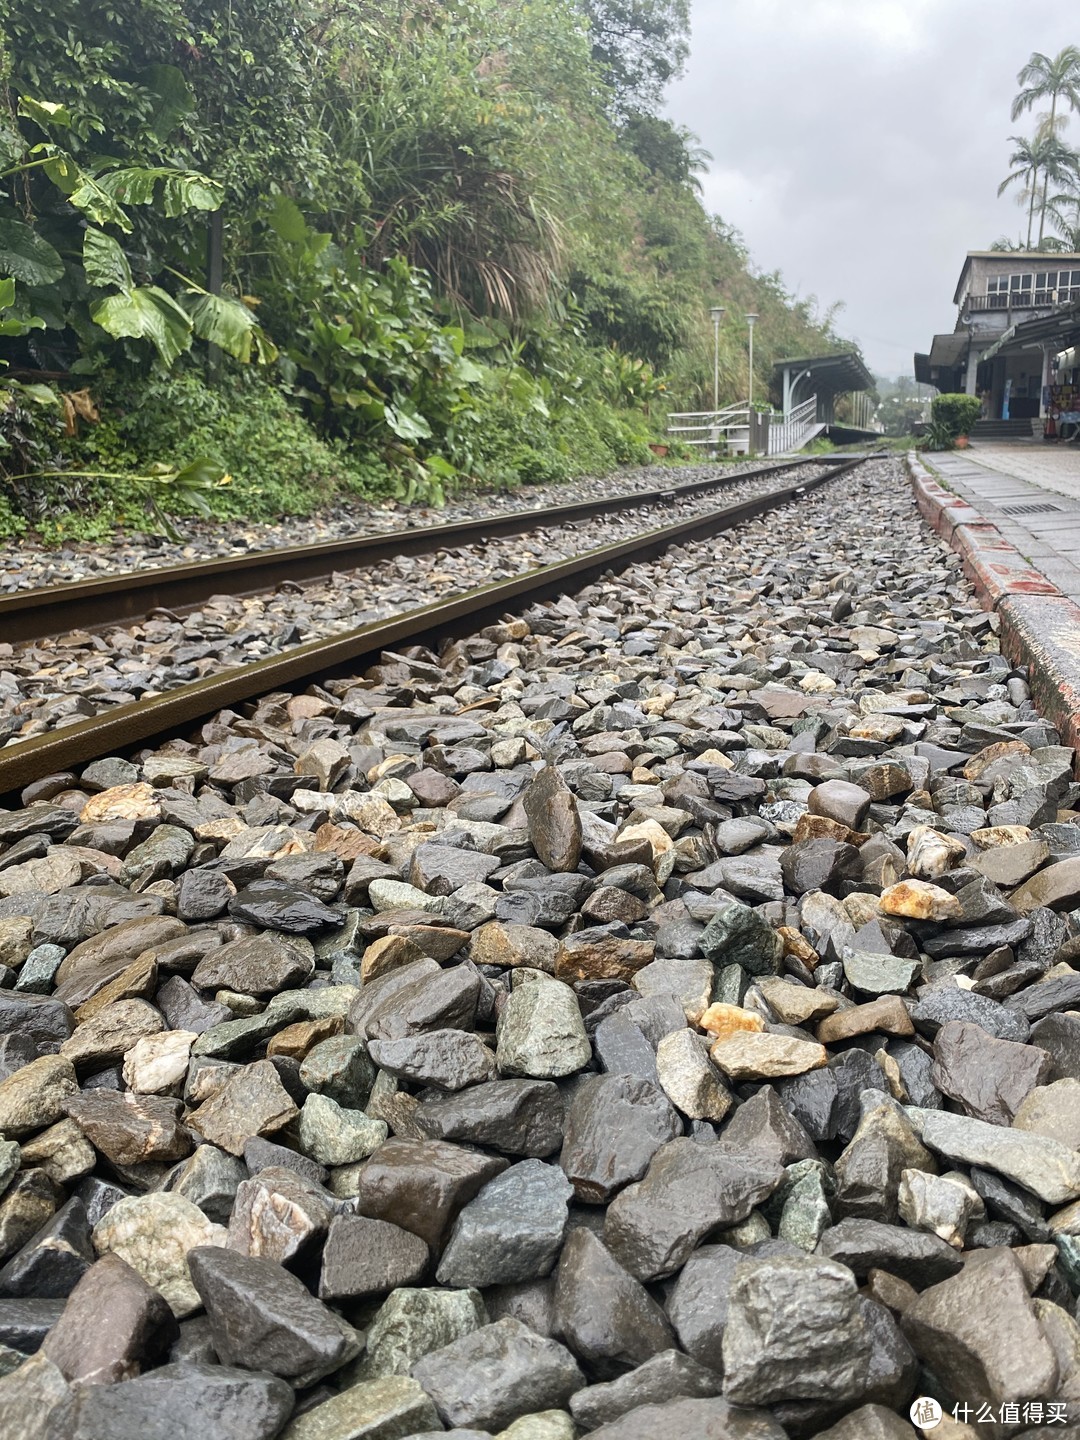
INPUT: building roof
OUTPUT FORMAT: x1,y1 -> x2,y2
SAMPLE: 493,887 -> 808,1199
953,251 -> 1080,305
770,351 -> 873,395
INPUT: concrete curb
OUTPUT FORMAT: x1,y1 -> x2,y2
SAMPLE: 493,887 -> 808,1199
907,449 -> 1080,753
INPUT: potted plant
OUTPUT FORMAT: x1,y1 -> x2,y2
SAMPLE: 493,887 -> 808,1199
930,393 -> 981,448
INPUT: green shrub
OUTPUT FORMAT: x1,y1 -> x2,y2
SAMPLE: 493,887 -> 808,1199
75,370 -> 389,521
931,393 -> 981,440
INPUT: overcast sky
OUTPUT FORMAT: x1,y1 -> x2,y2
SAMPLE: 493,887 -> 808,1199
664,0 -> 1080,379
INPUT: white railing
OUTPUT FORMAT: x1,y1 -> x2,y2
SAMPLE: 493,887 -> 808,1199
667,403 -> 752,453
847,390 -> 884,432
767,395 -> 818,455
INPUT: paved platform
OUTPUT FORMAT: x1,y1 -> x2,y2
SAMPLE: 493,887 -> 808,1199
929,443 -> 1080,599
908,446 -> 1080,758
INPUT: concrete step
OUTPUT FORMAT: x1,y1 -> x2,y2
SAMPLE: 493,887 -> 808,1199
971,419 -> 1034,439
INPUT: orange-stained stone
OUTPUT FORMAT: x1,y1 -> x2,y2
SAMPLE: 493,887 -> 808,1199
698,1003 -> 765,1042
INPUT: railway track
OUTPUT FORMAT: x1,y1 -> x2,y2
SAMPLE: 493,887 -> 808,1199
0,456 -> 865,797
0,455 -> 843,646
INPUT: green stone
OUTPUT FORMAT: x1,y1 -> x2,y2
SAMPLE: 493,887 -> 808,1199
700,903 -> 783,976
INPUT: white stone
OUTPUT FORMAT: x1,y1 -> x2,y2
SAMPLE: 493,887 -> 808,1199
122,1029 -> 197,1094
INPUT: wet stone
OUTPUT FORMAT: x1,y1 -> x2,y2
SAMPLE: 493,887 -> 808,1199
930,1020 -> 1051,1125
604,1138 -> 784,1281
188,1244 -> 360,1387
437,1160 -> 573,1288
41,1251 -> 178,1385
318,1214 -> 429,1302
901,1246 -> 1058,1409
297,1093 -> 388,1166
414,1078 -> 565,1157
496,979 -> 591,1079
698,902 -> 783,976
523,767 -> 583,874
569,1350 -> 722,1432
353,1285 -> 487,1380
721,1253 -> 876,1408
280,1375 -> 437,1440
353,1137 -> 508,1252
412,1315 -> 584,1433
554,1227 -> 675,1378
226,1163 -> 335,1262
559,1074 -> 681,1204
64,1361 -> 295,1440
368,1029 -> 497,1091
815,1217 -> 964,1287
187,1058 -> 299,1156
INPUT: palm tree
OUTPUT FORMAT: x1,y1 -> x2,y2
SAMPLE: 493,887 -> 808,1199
999,133 -> 1056,248
1044,190 -> 1080,252
1011,47 -> 1080,244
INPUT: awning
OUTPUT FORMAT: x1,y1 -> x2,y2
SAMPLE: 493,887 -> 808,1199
927,333 -> 969,368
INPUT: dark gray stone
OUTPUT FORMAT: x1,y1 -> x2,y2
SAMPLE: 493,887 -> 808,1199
664,1243 -> 742,1369
901,1247 -> 1058,1409
367,1029 -> 496,1091
436,1160 -> 573,1288
570,1350 -> 722,1431
930,1020 -> 1051,1125
604,1139 -> 784,1281
42,1252 -> 178,1385
414,1078 -> 564,1157
411,1315 -> 584,1432
560,1074 -> 681,1204
554,1228 -> 675,1379
61,1361 -> 294,1440
0,1198 -> 93,1298
815,1218 -> 964,1287
589,1395 -> 787,1439
910,987 -> 1030,1043
187,1245 -> 359,1387
319,1214 -> 429,1302
721,1254 -> 874,1407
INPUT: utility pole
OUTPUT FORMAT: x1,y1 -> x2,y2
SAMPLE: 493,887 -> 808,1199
710,307 -> 724,411
745,313 -> 759,406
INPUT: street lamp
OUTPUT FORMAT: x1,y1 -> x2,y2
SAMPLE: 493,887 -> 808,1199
709,307 -> 725,412
745,313 -> 759,406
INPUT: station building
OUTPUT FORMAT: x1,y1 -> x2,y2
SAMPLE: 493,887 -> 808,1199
916,251 -> 1080,434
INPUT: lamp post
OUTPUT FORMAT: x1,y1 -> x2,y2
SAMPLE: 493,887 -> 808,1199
745,313 -> 758,407
709,307 -> 724,412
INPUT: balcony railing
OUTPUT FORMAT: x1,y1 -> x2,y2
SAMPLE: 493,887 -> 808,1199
964,289 -> 1080,314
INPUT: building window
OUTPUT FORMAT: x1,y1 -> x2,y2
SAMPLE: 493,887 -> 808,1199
986,270 -> 1080,307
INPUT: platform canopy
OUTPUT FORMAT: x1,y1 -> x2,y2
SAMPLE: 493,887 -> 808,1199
772,350 -> 874,421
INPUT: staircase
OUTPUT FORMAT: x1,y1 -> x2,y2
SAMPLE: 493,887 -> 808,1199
970,418 -> 1034,440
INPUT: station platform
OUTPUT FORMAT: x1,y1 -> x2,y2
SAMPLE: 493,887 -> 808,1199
928,442 -> 1080,600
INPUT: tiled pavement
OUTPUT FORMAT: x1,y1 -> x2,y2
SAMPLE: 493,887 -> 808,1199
928,442 -> 1080,600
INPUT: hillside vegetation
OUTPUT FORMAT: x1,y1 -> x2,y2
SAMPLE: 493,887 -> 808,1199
0,0 -> 852,538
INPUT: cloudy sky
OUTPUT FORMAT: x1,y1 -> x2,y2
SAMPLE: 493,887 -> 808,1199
664,0 -> 1080,379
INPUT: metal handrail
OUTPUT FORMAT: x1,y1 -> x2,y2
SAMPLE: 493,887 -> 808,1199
767,395 -> 818,455
667,403 -> 752,450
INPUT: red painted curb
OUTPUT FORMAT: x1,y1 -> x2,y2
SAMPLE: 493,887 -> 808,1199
907,450 -> 1080,766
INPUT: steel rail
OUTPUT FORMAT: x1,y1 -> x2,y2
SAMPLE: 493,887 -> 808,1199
0,457 -> 865,798
0,456 -> 844,645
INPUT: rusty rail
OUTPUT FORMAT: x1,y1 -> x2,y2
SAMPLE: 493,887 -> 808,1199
0,456 -> 843,645
0,457 -> 866,797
